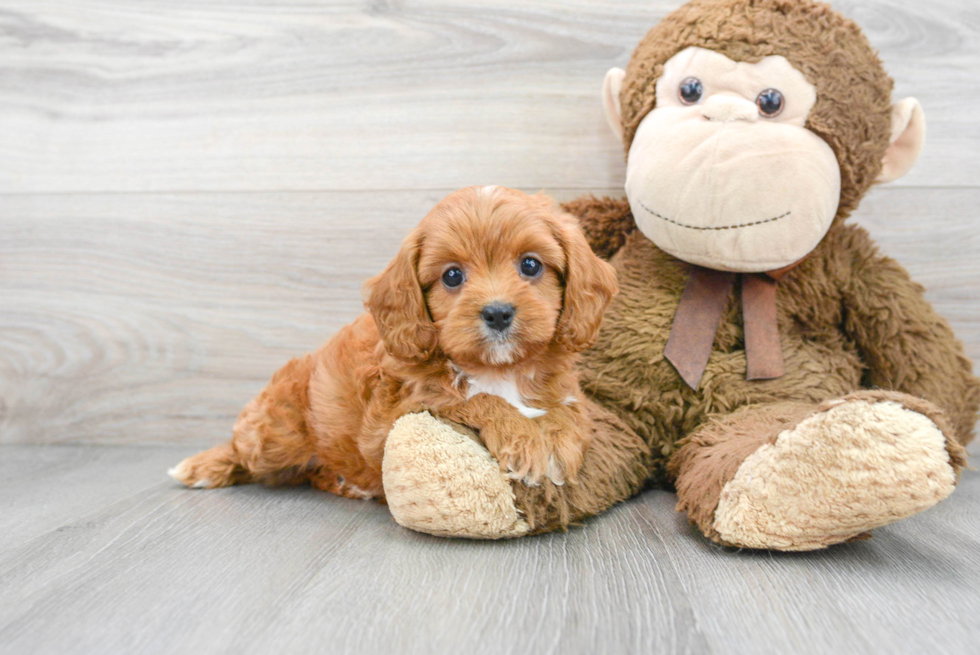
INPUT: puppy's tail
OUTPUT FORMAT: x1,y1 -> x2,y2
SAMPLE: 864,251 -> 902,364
168,443 -> 249,489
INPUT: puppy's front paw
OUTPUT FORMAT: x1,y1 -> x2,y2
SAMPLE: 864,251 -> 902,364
536,421 -> 589,486
480,422 -> 552,487
500,443 -> 553,487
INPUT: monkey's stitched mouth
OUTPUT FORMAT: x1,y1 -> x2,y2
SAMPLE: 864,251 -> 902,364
638,200 -> 791,231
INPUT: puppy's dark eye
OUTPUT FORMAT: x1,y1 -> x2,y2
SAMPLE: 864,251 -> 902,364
442,267 -> 464,288
756,88 -> 784,117
520,257 -> 542,278
679,77 -> 703,105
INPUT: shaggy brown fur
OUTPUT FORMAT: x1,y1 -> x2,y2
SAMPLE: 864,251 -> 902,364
495,0 -> 980,540
170,187 -> 618,497
561,196 -> 635,261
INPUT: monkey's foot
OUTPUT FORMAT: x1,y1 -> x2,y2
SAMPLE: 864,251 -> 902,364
713,391 -> 965,551
382,412 -> 529,539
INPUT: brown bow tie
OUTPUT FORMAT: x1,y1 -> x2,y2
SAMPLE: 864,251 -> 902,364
664,266 -> 785,390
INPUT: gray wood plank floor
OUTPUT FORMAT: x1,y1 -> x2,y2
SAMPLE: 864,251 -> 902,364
2,0 -> 980,653
1,444 -> 979,655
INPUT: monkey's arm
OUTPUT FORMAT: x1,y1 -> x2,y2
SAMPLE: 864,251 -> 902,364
560,195 -> 635,260
841,230 -> 980,444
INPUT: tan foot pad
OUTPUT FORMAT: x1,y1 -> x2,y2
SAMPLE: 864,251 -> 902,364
713,399 -> 957,551
382,412 -> 529,539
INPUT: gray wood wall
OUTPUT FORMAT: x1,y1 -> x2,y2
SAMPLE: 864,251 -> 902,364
2,0 -> 978,446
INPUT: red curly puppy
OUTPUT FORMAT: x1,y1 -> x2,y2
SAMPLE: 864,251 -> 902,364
169,186 -> 618,499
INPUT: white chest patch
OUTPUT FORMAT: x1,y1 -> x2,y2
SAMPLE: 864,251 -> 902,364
463,371 -> 547,419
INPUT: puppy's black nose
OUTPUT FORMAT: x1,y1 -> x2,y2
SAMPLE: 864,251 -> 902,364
481,303 -> 515,332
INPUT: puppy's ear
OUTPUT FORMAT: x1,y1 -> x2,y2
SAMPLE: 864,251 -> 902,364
549,203 -> 619,352
363,230 -> 438,362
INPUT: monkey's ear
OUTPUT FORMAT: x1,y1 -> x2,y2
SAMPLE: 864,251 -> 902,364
876,97 -> 926,184
363,231 -> 438,362
602,67 -> 626,142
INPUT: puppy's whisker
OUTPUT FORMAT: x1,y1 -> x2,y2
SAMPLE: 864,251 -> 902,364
485,341 -> 517,366
475,321 -> 527,366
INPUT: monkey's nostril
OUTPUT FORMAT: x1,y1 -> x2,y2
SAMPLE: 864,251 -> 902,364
699,95 -> 759,123
481,303 -> 515,332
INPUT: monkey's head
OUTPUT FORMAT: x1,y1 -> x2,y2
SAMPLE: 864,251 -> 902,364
603,0 -> 925,273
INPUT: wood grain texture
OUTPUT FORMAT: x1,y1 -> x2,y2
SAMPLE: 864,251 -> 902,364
0,0 -> 977,193
2,187 -> 979,445
1,1 -> 978,447
0,444 -> 978,655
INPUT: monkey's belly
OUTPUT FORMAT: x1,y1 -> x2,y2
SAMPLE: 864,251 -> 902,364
580,231 -> 864,480
580,312 -> 865,482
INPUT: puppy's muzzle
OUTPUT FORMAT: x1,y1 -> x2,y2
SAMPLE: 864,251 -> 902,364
481,302 -> 515,333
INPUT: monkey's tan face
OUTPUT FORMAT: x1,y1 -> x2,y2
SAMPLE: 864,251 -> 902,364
622,47 -> 841,272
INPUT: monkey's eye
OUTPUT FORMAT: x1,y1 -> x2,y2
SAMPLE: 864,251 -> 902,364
678,77 -> 703,105
519,257 -> 543,278
442,267 -> 464,288
756,88 -> 784,117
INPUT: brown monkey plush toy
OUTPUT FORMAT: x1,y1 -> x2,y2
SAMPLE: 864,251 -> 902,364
379,0 -> 980,550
